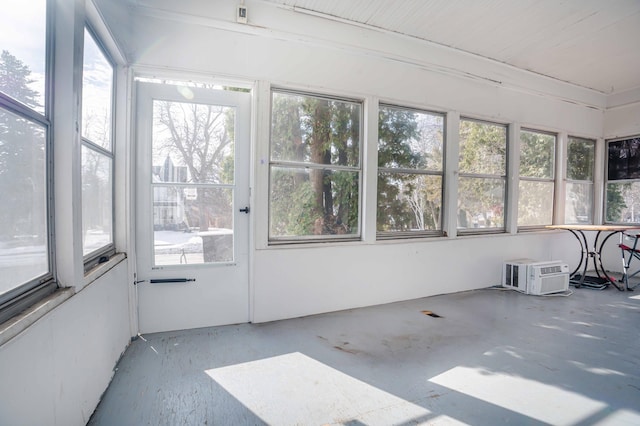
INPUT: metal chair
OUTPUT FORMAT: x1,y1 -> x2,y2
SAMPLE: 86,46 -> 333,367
618,232 -> 640,291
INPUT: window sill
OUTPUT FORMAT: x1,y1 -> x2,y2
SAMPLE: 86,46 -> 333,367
0,253 -> 127,347
84,252 -> 127,287
0,287 -> 74,347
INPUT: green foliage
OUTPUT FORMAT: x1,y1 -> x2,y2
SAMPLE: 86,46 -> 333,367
606,183 -> 627,222
376,107 -> 443,232
567,138 -> 594,181
459,120 -> 506,175
269,92 -> 360,237
458,120 -> 507,229
517,131 -> 555,226
378,108 -> 421,169
520,131 -> 554,178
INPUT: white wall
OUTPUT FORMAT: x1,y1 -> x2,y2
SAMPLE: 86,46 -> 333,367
92,0 -> 609,324
0,261 -> 131,426
605,87 -> 640,138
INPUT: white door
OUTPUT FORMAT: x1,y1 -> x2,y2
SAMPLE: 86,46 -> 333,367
135,82 -> 251,333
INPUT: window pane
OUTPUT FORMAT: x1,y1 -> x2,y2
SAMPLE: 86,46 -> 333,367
608,137 -> 640,181
606,182 -> 640,223
378,106 -> 444,171
567,137 -> 594,181
0,1 -> 47,112
82,146 -> 113,256
154,186 -> 233,265
377,173 -> 442,232
459,120 -> 506,175
0,108 -> 48,295
271,92 -> 360,167
270,167 -> 359,238
457,177 -> 505,230
153,100 -> 235,184
520,130 -> 555,179
518,180 -> 554,226
565,182 -> 593,224
82,29 -> 113,150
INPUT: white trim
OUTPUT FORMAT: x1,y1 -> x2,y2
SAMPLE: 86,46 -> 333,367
507,123 -> 520,233
443,111 -> 460,238
0,288 -> 73,347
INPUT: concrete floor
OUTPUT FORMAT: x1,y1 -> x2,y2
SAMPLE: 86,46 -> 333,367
89,287 -> 640,425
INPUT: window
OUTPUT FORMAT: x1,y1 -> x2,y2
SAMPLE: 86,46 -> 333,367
377,105 -> 444,237
458,119 -> 507,232
0,0 -> 55,322
605,136 -> 640,223
269,90 -> 361,242
81,27 -> 114,262
518,129 -> 556,227
566,137 -> 595,224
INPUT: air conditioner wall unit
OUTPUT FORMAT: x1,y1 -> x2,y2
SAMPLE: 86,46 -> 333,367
502,258 -> 534,293
503,259 -> 569,295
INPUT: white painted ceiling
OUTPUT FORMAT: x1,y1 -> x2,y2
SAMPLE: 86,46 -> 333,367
260,0 -> 640,95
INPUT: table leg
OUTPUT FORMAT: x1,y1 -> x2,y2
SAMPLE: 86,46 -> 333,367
568,229 -> 588,288
596,231 -> 625,291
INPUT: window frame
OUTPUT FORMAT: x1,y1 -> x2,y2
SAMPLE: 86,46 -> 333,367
517,128 -> 557,230
376,103 -> 446,239
457,117 -> 509,235
604,135 -> 640,224
80,23 -> 116,271
0,0 -> 56,324
565,136 -> 595,225
268,88 -> 363,244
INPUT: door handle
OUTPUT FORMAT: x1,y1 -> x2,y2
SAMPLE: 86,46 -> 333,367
239,206 -> 250,214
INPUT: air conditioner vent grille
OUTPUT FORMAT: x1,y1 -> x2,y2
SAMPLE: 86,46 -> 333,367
541,265 -> 563,275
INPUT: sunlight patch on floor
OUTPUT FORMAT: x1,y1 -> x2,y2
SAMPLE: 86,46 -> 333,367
205,352 -> 446,425
594,409 -> 640,425
429,365 -> 606,425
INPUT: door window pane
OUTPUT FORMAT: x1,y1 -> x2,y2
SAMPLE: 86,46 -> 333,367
152,98 -> 237,265
153,100 -> 235,184
0,108 -> 48,295
153,186 -> 233,265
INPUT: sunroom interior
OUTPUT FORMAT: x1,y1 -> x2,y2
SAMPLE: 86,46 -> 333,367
1,0 -> 640,424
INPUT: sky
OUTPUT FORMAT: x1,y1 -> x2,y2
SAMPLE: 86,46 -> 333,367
0,0 -> 47,108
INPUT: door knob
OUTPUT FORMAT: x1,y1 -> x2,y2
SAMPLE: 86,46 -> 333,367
239,206 -> 250,214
